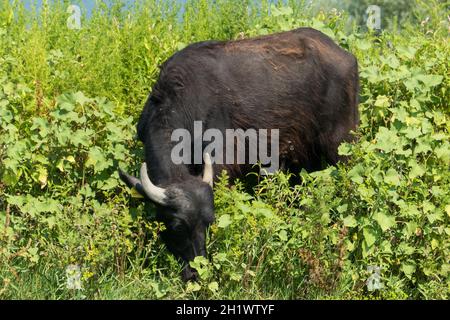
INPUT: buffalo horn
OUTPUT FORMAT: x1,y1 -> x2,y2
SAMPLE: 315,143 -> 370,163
139,163 -> 167,205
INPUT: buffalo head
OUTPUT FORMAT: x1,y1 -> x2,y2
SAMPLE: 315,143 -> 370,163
118,153 -> 215,281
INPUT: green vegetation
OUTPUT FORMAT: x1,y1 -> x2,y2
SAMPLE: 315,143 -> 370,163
0,0 -> 449,299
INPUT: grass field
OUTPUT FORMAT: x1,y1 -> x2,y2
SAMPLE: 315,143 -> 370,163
0,0 -> 449,299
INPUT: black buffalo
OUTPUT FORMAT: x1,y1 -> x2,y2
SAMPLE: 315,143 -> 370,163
119,27 -> 359,281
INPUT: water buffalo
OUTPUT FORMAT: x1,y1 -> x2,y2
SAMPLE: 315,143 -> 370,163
119,27 -> 359,281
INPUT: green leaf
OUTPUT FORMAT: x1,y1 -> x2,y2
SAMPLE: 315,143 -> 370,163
0,103 -> 13,123
217,214 -> 232,228
2,82 -> 15,95
31,117 -> 50,137
348,164 -> 365,184
404,78 -> 420,92
255,207 -> 274,219
399,242 -> 415,255
434,142 -> 450,163
431,239 -> 439,250
130,188 -> 144,198
208,281 -> 219,293
85,147 -> 110,172
363,227 -> 377,248
426,212 -> 442,224
374,95 -> 390,108
150,282 -> 167,298
73,91 -> 91,106
237,203 -> 251,214
177,42 -> 187,51
278,230 -> 288,241
416,74 -> 443,87
375,127 -> 400,153
27,247 -> 40,263
415,136 -> 432,154
56,93 -> 75,111
37,167 -> 48,189
99,177 -> 119,191
337,204 -> 348,213
56,159 -> 65,172
373,211 -> 396,232
408,161 -> 425,179
403,126 -> 422,140
405,221 -> 418,237
361,64 -> 383,83
384,168 -> 400,186
380,240 -> 393,254
386,55 -> 400,69
356,39 -> 371,51
66,156 -> 76,163
338,143 -> 352,156
343,215 -> 357,228
186,282 -> 201,292
401,261 -> 416,279
45,216 -> 56,229
320,211 -> 331,224
70,129 -> 93,147
397,45 -> 417,60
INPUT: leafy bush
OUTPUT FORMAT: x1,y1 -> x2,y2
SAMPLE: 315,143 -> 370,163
0,0 -> 448,299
